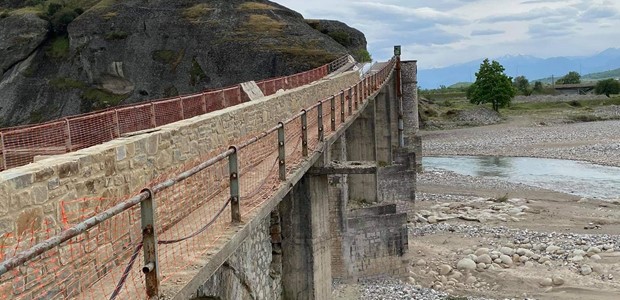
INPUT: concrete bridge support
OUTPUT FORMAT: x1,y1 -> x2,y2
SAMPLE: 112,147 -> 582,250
279,162 -> 332,300
345,99 -> 378,204
401,60 -> 422,171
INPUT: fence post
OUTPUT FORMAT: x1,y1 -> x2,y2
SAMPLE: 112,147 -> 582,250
277,123 -> 286,181
140,188 -> 160,298
150,103 -> 157,128
348,88 -> 353,116
201,93 -> 207,113
0,132 -> 6,170
178,97 -> 185,120
340,91 -> 345,123
301,110 -> 308,157
64,118 -> 72,152
330,95 -> 336,132
229,147 -> 241,222
317,101 -> 324,142
113,109 -> 121,138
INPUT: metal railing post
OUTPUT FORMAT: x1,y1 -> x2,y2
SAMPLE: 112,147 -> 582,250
330,95 -> 336,132
229,147 -> 241,222
340,91 -> 345,123
301,110 -> 308,157
277,123 -> 286,181
140,188 -> 160,298
347,88 -> 353,116
355,83 -> 359,110
317,101 -> 324,142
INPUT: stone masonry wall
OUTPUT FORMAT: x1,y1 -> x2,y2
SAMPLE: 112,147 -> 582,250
0,71 -> 359,299
196,215 -> 281,300
346,207 -> 409,279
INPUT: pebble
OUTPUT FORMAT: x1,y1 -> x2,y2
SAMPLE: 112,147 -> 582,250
476,254 -> 493,264
552,276 -> 565,286
475,248 -> 490,256
500,254 -> 513,265
546,245 -> 561,254
415,259 -> 427,266
500,247 -> 515,256
590,254 -> 602,260
439,264 -> 452,276
581,265 -> 593,275
539,278 -> 553,287
588,246 -> 602,254
457,258 -> 476,271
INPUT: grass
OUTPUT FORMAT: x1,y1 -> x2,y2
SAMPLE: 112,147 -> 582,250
189,57 -> 207,86
50,77 -> 86,90
102,11 -> 117,20
46,35 -> 70,59
152,50 -> 177,64
105,30 -> 128,40
81,88 -> 128,109
238,2 -> 277,10
244,14 -> 284,33
568,114 -> 603,123
183,3 -> 212,24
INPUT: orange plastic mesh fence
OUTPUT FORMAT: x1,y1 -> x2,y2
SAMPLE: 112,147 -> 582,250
0,57 -> 346,172
69,111 -> 118,151
2,121 -> 67,169
238,131 -> 280,216
117,104 -> 153,135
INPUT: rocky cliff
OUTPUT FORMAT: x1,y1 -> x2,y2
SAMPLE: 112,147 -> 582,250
0,0 -> 367,126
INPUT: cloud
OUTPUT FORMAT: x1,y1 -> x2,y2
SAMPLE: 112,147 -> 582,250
527,23 -> 575,38
471,29 -> 505,36
480,7 -> 578,23
579,6 -> 619,20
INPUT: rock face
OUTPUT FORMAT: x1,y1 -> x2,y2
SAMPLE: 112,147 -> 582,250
305,19 -> 368,60
0,0 -> 365,126
0,13 -> 49,75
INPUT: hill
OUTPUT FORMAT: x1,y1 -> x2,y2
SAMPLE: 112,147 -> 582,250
418,48 -> 620,88
0,0 -> 367,126
534,68 -> 620,84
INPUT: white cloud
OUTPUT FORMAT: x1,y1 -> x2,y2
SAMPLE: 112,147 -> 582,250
275,0 -> 620,68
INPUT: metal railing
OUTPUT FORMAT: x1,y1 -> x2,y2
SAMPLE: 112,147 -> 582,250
0,57 -> 395,300
0,56 -> 351,172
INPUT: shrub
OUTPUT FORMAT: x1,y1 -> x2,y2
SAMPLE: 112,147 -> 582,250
50,7 -> 79,34
354,49 -> 372,62
328,31 -> 352,47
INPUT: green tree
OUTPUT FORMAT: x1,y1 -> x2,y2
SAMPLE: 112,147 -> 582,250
557,71 -> 581,84
467,58 -> 516,112
595,79 -> 620,97
533,81 -> 543,92
513,75 -> 530,95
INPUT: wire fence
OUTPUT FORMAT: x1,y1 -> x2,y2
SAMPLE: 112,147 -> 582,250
0,58 -> 344,172
0,57 -> 395,300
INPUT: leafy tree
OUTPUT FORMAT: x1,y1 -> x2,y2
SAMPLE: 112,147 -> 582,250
467,58 -> 516,112
533,81 -> 543,92
513,75 -> 530,95
557,71 -> 581,84
595,79 -> 620,97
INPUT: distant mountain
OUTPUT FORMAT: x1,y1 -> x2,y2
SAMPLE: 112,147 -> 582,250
418,48 -> 620,88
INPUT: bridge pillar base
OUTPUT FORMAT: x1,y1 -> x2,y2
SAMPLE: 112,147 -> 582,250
279,170 -> 332,300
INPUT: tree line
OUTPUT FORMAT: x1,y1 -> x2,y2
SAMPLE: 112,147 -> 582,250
467,59 -> 620,112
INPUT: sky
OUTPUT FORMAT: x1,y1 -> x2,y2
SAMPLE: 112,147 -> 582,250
275,0 -> 620,69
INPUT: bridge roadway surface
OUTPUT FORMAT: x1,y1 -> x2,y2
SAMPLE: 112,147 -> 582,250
77,62 -> 393,299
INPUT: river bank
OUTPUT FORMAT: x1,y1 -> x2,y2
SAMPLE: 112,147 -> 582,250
333,116 -> 620,300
